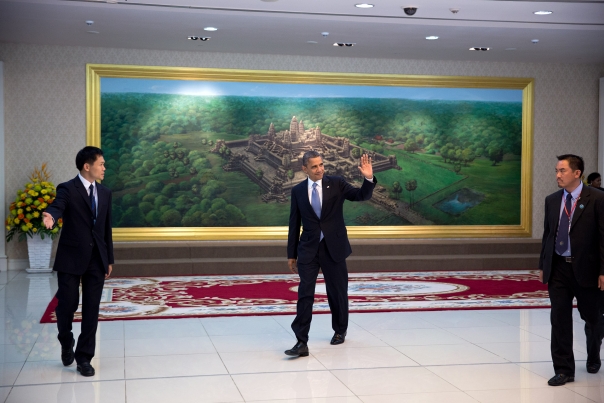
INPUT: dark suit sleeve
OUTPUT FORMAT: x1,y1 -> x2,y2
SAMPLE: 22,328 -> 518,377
45,182 -> 70,226
105,190 -> 114,265
340,176 -> 376,202
595,196 -> 604,276
287,188 -> 301,260
539,198 -> 550,272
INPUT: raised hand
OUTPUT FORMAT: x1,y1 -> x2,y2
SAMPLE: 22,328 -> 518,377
42,212 -> 54,230
358,153 -> 373,180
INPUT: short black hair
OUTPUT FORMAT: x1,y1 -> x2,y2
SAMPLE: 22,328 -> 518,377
76,146 -> 104,171
302,150 -> 323,167
557,154 -> 584,176
587,172 -> 601,184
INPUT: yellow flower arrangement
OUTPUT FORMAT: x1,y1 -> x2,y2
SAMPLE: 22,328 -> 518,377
5,164 -> 63,242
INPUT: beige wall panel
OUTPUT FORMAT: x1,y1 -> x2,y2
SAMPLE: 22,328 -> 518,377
1,43 -> 603,259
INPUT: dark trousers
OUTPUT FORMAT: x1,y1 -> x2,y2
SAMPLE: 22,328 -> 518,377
548,255 -> 602,376
291,239 -> 349,343
56,246 -> 105,364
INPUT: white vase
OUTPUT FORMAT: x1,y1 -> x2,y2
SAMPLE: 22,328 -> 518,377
26,235 -> 53,273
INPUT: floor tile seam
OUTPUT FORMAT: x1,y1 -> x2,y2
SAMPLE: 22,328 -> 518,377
463,384 -> 601,400
564,386 -> 604,403
354,390 -> 482,400
120,370 -> 333,381
227,373 -> 249,403
9,379 -> 126,388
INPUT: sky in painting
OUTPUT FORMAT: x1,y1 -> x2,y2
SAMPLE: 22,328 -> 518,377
101,78 -> 522,102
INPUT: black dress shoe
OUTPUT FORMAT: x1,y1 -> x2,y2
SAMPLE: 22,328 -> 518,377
284,341 -> 309,357
77,362 -> 95,377
330,331 -> 347,345
587,362 -> 601,374
548,374 -> 574,386
61,340 -> 75,367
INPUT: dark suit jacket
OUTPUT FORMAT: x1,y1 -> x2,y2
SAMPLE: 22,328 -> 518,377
287,175 -> 376,264
45,176 -> 114,275
539,185 -> 604,287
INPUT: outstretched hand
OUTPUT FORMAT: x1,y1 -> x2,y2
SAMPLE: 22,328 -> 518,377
42,212 -> 54,230
358,153 -> 373,179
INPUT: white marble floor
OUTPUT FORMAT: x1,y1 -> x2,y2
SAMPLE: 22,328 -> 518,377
1,270 -> 603,403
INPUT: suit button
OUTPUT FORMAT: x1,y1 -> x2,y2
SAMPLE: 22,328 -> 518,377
90,243 -> 93,247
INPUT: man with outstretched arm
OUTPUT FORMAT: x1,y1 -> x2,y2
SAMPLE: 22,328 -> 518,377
43,146 -> 114,377
285,150 -> 376,357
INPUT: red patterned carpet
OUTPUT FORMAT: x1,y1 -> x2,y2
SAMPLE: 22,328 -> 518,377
40,270 -> 549,323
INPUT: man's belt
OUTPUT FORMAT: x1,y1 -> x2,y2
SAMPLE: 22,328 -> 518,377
554,254 -> 573,263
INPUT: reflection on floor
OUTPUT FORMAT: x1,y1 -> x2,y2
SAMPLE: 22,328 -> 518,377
0,270 -> 602,403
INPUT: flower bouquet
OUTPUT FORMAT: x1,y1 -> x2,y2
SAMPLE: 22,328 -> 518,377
5,164 -> 63,242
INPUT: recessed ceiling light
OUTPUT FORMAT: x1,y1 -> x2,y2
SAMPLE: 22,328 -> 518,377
505,48 -> 516,51
307,41 -> 318,44
533,10 -> 552,15
531,39 -> 539,44
469,47 -> 489,51
188,36 -> 211,41
87,31 -> 99,34
355,3 -> 374,8
426,36 -> 439,40
261,0 -> 279,2
333,43 -> 356,47
204,27 -> 217,31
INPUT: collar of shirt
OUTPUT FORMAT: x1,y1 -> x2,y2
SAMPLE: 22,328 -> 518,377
563,181 -> 583,203
307,178 -> 322,189
78,173 -> 95,193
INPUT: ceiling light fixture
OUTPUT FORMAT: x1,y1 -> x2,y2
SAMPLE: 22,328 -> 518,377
355,3 -> 374,8
87,31 -> 100,34
469,47 -> 489,51
505,48 -> 517,51
333,43 -> 356,47
261,0 -> 279,2
188,36 -> 211,41
426,36 -> 438,40
533,10 -> 552,15
204,27 -> 217,31
531,39 -> 539,44
307,41 -> 318,44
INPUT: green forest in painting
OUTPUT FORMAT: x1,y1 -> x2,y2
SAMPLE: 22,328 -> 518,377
101,93 -> 522,228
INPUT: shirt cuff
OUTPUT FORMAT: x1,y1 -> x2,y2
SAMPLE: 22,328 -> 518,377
364,176 -> 374,182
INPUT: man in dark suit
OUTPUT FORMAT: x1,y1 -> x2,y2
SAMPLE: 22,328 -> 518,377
43,146 -> 114,377
285,150 -> 376,357
539,154 -> 604,386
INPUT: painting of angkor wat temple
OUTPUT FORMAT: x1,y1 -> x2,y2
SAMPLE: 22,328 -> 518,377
99,75 -> 524,230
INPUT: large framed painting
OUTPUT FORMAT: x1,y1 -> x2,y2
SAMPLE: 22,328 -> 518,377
86,64 -> 533,241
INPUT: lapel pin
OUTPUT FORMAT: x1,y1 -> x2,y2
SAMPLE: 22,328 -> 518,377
327,186 -> 330,188
580,204 -> 584,209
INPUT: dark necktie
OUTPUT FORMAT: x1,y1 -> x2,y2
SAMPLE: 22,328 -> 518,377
89,184 -> 97,223
311,183 -> 324,241
555,193 -> 573,255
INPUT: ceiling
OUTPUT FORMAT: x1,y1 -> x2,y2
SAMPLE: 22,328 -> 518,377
1,0 -> 603,63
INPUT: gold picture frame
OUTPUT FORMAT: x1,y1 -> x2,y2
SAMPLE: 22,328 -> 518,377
86,64 -> 534,241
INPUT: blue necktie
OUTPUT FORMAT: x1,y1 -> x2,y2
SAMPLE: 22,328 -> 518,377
311,183 -> 324,241
89,184 -> 97,224
555,193 -> 572,255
